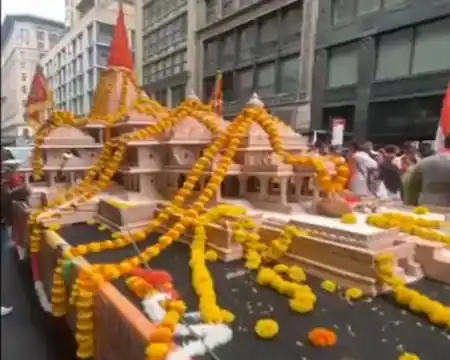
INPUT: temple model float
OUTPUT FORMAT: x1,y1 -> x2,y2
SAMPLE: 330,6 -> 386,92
11,4 -> 449,360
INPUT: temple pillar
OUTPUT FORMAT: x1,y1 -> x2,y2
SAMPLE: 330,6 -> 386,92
280,177 -> 288,204
259,176 -> 268,201
238,175 -> 247,197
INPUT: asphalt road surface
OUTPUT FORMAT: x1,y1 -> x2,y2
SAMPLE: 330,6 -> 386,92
59,223 -> 450,360
1,237 -> 76,360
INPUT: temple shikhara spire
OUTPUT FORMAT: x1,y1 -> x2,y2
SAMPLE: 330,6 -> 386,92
25,65 -> 53,129
107,2 -> 133,71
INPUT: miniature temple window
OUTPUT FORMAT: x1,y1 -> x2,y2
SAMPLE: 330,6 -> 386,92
300,177 -> 313,196
288,177 -> 296,195
246,176 -> 260,193
268,177 -> 281,195
112,173 -> 124,186
221,176 -> 240,197
54,171 -> 67,183
178,174 -> 186,189
131,175 -> 140,192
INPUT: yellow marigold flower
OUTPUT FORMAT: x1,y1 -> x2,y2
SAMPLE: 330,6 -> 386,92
340,213 -> 357,224
321,280 -> 337,293
256,268 -> 276,286
254,319 -> 279,339
398,352 -> 421,360
287,266 -> 306,283
273,264 -> 289,274
413,206 -> 429,215
289,292 -> 316,314
205,250 -> 218,262
345,288 -> 364,301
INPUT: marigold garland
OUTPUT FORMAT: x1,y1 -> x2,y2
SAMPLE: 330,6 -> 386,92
29,77 -> 357,360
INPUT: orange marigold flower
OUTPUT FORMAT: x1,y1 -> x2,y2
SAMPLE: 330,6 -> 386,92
307,327 -> 337,347
149,327 -> 173,343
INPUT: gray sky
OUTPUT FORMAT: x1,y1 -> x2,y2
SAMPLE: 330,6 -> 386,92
1,0 -> 65,22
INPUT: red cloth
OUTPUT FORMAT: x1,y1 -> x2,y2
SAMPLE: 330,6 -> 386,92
8,173 -> 23,188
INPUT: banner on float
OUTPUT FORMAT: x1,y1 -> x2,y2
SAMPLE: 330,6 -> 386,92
331,118 -> 345,146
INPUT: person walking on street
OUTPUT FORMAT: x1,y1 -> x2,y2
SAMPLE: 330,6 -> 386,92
404,135 -> 450,207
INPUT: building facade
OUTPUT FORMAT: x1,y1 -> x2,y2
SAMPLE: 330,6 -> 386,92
195,0 -> 318,129
141,0 -> 192,107
1,15 -> 65,144
311,0 -> 450,142
41,0 -> 136,116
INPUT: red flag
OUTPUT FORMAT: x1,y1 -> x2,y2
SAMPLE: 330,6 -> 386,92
210,71 -> 223,116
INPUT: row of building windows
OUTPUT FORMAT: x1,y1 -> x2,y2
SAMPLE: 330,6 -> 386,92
142,50 -> 187,84
204,3 -> 302,72
18,27 -> 61,48
143,0 -> 187,29
332,0 -> 410,26
204,0 -> 259,25
143,14 -> 187,59
153,84 -> 186,107
327,18 -> 450,88
203,56 -> 300,101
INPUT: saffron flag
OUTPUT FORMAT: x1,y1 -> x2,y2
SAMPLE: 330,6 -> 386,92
435,82 -> 450,152
210,71 -> 223,116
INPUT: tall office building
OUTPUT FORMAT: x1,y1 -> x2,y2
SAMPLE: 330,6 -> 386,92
196,0 -> 318,129
41,0 -> 136,116
311,0 -> 450,141
141,0 -> 192,107
139,0 -> 318,129
1,15 -> 65,144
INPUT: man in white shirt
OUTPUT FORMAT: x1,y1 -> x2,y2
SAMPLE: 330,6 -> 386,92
348,142 -> 380,196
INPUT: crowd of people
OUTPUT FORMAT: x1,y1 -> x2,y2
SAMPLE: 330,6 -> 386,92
314,135 -> 450,207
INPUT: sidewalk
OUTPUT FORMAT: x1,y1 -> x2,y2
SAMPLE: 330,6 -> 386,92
1,243 -> 75,360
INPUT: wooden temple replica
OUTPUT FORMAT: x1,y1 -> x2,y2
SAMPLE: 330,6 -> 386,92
14,5 -> 449,293
8,5 -> 450,360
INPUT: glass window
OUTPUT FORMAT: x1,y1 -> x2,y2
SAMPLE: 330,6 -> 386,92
237,68 -> 253,98
259,15 -> 278,45
238,23 -> 256,62
332,0 -> 355,25
20,28 -> 30,45
258,15 -> 278,58
256,62 -> 275,96
356,0 -> 381,15
97,23 -> 114,44
204,40 -> 218,69
280,57 -> 299,94
375,29 -> 412,80
36,30 -> 45,41
281,4 -> 302,46
411,19 -> 450,75
222,0 -> 234,17
205,0 -> 218,24
171,85 -> 185,106
327,43 -> 358,87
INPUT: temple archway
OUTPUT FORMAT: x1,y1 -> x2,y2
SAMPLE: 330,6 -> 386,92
288,177 -> 296,195
246,176 -> 260,193
268,177 -> 281,195
221,176 -> 240,197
